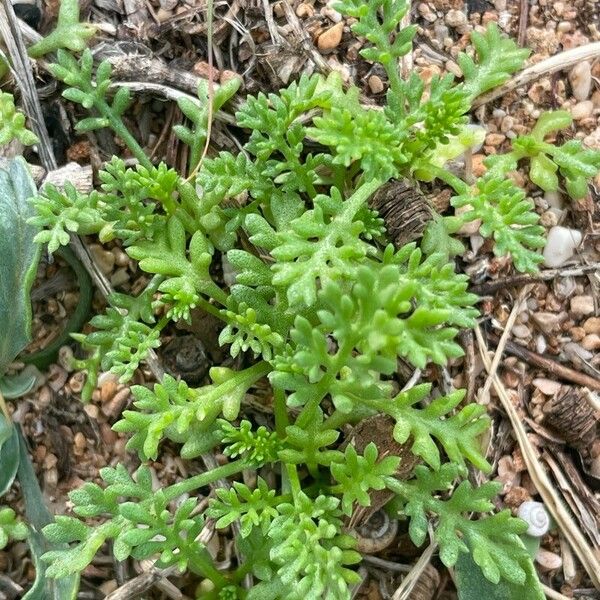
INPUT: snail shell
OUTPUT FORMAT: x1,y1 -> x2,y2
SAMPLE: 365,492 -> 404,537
353,509 -> 399,554
517,501 -> 550,537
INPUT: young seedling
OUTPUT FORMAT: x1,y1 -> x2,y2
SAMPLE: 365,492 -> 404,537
24,1 -> 600,598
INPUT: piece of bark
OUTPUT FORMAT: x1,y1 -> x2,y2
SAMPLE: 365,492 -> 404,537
369,179 -> 432,248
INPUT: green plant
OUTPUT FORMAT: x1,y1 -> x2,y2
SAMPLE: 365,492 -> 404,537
27,3 -> 600,598
27,0 -> 96,58
0,92 -> 38,147
0,157 -> 80,598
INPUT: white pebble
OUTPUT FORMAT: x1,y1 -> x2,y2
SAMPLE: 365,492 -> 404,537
544,190 -> 563,209
570,295 -> 595,316
542,226 -> 582,267
571,100 -> 594,120
569,61 -> 592,101
445,9 -> 468,29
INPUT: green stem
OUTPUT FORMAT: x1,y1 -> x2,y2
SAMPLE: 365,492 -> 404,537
164,458 -> 248,501
273,387 -> 289,438
196,295 -> 229,322
233,558 -> 255,583
100,102 -> 153,171
201,280 -> 229,307
187,548 -> 228,588
383,60 -> 405,119
320,409 -> 352,432
420,163 -> 470,195
286,463 -> 302,501
342,178 -> 385,224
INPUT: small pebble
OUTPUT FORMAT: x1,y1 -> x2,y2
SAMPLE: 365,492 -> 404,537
110,267 -> 129,288
318,22 -> 344,51
570,100 -> 594,120
532,378 -> 561,395
512,324 -> 531,338
89,243 -> 115,275
155,7 -> 172,22
532,312 -> 561,334
74,432 -> 87,453
445,60 -> 462,77
542,226 -> 582,268
485,133 -> 506,146
583,317 -> 600,334
83,404 -> 99,419
368,75 -> 384,94
445,8 -> 468,30
569,61 -> 592,101
536,548 -> 563,571
563,341 -> 594,362
540,210 -> 558,228
581,333 -> 600,351
570,295 -> 595,316
471,154 -> 487,177
296,2 -> 314,17
323,1 -> 343,22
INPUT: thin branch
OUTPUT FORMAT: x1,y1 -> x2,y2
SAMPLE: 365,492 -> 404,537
487,332 -> 600,392
391,538 -> 437,600
105,565 -> 181,600
478,285 -> 533,403
517,0 -> 529,47
470,261 -> 600,296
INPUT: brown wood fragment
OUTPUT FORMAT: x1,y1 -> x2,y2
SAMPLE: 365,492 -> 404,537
542,387 -> 598,448
346,414 -> 420,528
369,179 -> 432,248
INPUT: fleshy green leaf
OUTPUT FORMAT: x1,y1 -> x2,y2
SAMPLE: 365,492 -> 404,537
0,158 -> 41,375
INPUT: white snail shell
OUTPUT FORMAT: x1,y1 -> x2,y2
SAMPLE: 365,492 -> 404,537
517,501 -> 550,537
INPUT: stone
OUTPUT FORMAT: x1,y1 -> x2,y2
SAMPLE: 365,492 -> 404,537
295,3 -> 314,17
368,75 -> 384,94
471,154 -> 487,177
583,317 -> 600,334
532,378 -> 562,395
569,61 -> 592,101
318,22 -> 344,51
581,333 -> 600,351
512,324 -> 531,338
571,100 -> 594,120
570,295 -> 594,316
445,9 -> 468,29
531,311 -> 561,334
88,243 -> 115,275
536,548 -> 562,571
485,133 -> 506,146
542,226 -> 582,268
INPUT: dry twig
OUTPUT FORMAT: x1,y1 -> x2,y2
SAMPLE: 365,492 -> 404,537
478,285 -> 532,403
391,538 -> 437,600
470,262 -> 600,296
475,326 -> 600,589
487,333 -> 600,392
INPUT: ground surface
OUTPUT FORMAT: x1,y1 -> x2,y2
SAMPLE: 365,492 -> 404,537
3,0 -> 600,598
